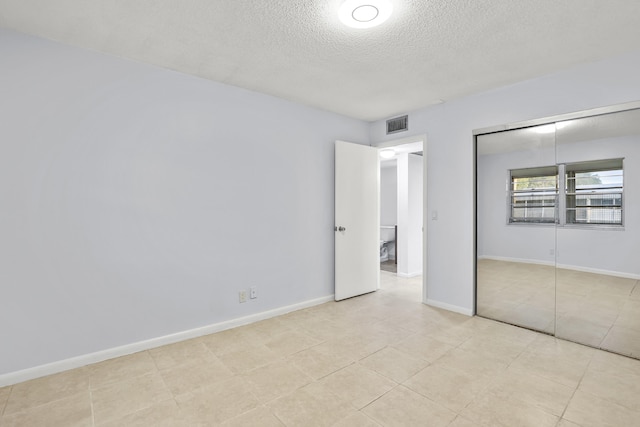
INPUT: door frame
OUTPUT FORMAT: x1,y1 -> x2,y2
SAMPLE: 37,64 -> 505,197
373,134 -> 428,304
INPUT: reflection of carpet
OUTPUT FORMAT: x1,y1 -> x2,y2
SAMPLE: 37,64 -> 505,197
380,259 -> 397,273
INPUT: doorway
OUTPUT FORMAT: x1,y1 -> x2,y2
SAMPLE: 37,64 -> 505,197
376,136 -> 427,302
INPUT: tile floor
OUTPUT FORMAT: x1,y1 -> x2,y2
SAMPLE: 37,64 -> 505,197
380,260 -> 397,273
477,258 -> 640,358
2,272 -> 640,426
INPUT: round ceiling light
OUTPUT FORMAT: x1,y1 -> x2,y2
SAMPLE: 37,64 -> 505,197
379,148 -> 395,159
339,0 -> 393,29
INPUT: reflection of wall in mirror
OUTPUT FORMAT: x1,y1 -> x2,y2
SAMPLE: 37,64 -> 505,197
478,134 -> 640,279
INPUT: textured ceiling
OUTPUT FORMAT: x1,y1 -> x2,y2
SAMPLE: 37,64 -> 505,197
1,0 -> 640,121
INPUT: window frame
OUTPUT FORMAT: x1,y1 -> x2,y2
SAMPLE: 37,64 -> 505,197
507,166 -> 559,225
564,159 -> 624,227
508,159 -> 624,229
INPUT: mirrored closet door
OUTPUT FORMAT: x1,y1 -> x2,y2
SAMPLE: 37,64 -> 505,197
476,105 -> 640,359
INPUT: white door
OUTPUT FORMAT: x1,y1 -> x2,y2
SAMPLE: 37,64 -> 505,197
335,140 -> 380,301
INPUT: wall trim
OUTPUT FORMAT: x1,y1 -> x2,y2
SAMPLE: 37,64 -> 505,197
478,255 -> 555,267
0,294 -> 334,387
398,271 -> 422,278
425,299 -> 474,316
556,264 -> 640,280
478,255 -> 639,279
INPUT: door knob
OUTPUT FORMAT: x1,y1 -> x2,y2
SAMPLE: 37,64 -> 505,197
338,226 -> 346,232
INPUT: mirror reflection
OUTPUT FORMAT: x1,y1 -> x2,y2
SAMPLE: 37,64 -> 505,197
476,125 -> 557,335
555,109 -> 640,358
476,107 -> 640,359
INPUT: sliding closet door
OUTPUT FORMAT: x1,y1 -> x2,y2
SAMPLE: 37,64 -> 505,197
476,124 -> 556,334
555,108 -> 640,358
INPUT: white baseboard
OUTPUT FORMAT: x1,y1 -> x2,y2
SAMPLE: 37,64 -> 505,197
479,255 -> 639,280
478,255 -> 555,267
425,298 -> 474,316
397,271 -> 422,278
556,264 -> 640,280
0,294 -> 334,387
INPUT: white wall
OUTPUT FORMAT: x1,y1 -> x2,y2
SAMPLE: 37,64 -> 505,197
380,163 -> 397,226
409,155 -> 424,276
370,49 -> 640,314
0,28 -> 369,377
396,153 -> 423,277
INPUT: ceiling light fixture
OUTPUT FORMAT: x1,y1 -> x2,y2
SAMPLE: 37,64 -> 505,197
339,0 -> 393,29
379,148 -> 395,159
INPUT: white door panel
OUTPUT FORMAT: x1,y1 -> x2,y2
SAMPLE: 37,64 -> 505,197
335,140 -> 379,301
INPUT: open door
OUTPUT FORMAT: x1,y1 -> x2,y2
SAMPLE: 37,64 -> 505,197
335,140 -> 380,301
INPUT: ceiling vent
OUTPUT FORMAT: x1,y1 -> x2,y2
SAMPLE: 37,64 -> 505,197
386,115 -> 408,134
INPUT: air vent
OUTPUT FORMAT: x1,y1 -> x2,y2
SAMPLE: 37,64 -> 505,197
386,115 -> 408,134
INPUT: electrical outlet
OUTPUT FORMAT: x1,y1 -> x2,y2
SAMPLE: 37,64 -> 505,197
239,290 -> 247,303
250,286 -> 257,299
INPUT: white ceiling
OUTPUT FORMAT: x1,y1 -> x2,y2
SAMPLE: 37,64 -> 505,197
1,0 -> 639,121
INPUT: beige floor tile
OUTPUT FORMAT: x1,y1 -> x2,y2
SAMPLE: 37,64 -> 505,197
403,364 -> 494,413
312,334 -> 387,362
362,385 -> 456,427
526,334 -> 595,361
579,357 -> 640,412
89,351 -> 158,388
296,316 -> 350,341
159,353 -> 234,396
600,325 -> 640,357
630,281 -> 640,300
96,399 -> 189,427
3,367 -> 89,415
447,415 -> 481,427
510,349 -> 591,388
318,363 -> 396,409
0,385 -> 10,416
503,304 -> 555,334
391,332 -> 454,363
91,372 -> 172,425
1,392 -> 92,427
221,406 -> 284,426
268,382 -> 356,427
263,330 -> 322,358
589,348 -> 640,376
349,321 -> 415,347
487,368 -> 575,416
148,338 -> 213,370
359,346 -> 429,383
457,332 -> 532,365
555,315 -> 611,348
236,318 -> 294,344
217,343 -> 280,374
557,419 -> 583,427
176,376 -> 260,425
460,390 -> 559,427
278,307 -> 322,323
563,304 -> 619,330
424,307 -> 473,329
613,305 -> 640,331
431,347 -> 509,378
200,327 -> 252,356
332,411 -> 382,426
563,390 -> 640,427
244,359 -> 312,404
287,347 -> 354,380
421,319 -> 486,347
